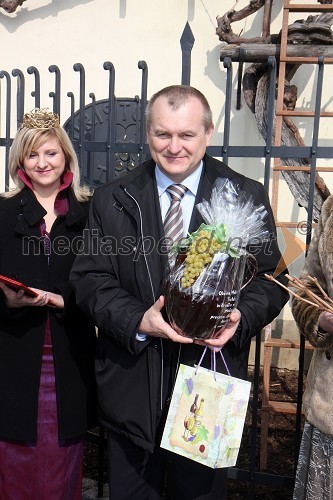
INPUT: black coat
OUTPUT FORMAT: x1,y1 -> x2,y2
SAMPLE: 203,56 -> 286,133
0,187 -> 96,442
70,155 -> 289,452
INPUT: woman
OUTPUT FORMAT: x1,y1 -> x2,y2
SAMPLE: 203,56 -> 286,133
0,108 -> 96,499
292,195 -> 333,499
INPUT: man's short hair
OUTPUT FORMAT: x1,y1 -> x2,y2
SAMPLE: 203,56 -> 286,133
145,85 -> 213,132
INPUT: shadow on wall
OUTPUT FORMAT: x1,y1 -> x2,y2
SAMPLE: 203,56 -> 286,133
119,0 -> 126,18
0,0 -> 94,33
188,0 -> 195,21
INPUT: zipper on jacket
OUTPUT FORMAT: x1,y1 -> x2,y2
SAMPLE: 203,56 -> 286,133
123,188 -> 156,303
170,344 -> 182,401
123,187 -> 165,409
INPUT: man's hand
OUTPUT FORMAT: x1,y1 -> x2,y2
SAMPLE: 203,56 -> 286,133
194,308 -> 241,350
139,295 -> 193,344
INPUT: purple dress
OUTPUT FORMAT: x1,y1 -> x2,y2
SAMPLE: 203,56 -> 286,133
0,320 -> 84,499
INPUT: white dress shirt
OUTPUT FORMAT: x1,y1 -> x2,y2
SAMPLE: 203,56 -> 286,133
155,161 -> 203,237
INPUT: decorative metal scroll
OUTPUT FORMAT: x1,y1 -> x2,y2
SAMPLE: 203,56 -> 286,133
63,97 -> 148,188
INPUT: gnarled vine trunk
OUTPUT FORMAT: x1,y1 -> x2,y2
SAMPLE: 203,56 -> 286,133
0,0 -> 27,14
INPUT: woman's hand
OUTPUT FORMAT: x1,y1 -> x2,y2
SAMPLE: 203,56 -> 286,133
30,289 -> 64,309
0,283 -> 64,309
318,311 -> 333,334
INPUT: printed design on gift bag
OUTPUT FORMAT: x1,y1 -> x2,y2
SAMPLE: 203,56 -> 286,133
161,350 -> 251,468
182,393 -> 206,446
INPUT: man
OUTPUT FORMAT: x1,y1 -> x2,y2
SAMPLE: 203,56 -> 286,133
70,85 -> 289,499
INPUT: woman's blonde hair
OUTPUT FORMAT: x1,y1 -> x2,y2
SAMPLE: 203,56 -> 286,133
3,123 -> 90,201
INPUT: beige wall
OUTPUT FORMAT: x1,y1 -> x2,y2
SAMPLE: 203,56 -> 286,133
1,0 -> 332,368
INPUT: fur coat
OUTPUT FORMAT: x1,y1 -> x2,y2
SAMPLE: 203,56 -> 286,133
292,194 -> 333,436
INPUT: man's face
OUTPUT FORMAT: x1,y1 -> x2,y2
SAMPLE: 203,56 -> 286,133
147,95 -> 214,183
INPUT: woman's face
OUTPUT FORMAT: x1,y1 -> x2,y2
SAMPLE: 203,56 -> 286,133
22,136 -> 66,193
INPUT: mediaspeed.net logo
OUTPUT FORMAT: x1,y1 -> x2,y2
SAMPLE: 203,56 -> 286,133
273,222 -> 312,277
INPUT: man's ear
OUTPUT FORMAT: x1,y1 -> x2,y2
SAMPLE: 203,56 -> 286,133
206,124 -> 214,145
146,128 -> 151,144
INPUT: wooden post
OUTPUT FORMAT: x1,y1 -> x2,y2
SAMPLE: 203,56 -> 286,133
220,43 -> 333,63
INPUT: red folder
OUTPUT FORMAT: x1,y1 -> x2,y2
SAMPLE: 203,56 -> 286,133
0,274 -> 38,297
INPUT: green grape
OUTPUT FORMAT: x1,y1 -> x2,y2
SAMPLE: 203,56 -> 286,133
180,229 -> 223,288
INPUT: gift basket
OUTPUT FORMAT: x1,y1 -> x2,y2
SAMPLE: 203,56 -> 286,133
164,178 -> 270,339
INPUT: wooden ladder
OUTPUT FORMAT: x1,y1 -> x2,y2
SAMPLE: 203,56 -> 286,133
261,2 -> 333,471
260,325 -> 314,470
272,0 -> 333,224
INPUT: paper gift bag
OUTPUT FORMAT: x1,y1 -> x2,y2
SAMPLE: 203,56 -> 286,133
161,355 -> 251,469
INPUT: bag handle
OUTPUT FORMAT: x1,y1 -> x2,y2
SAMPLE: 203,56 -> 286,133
195,346 -> 231,380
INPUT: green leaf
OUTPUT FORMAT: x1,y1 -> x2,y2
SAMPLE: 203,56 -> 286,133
214,223 -> 227,243
193,425 -> 209,444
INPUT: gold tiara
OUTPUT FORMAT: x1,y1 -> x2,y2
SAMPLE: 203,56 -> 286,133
20,108 -> 60,130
